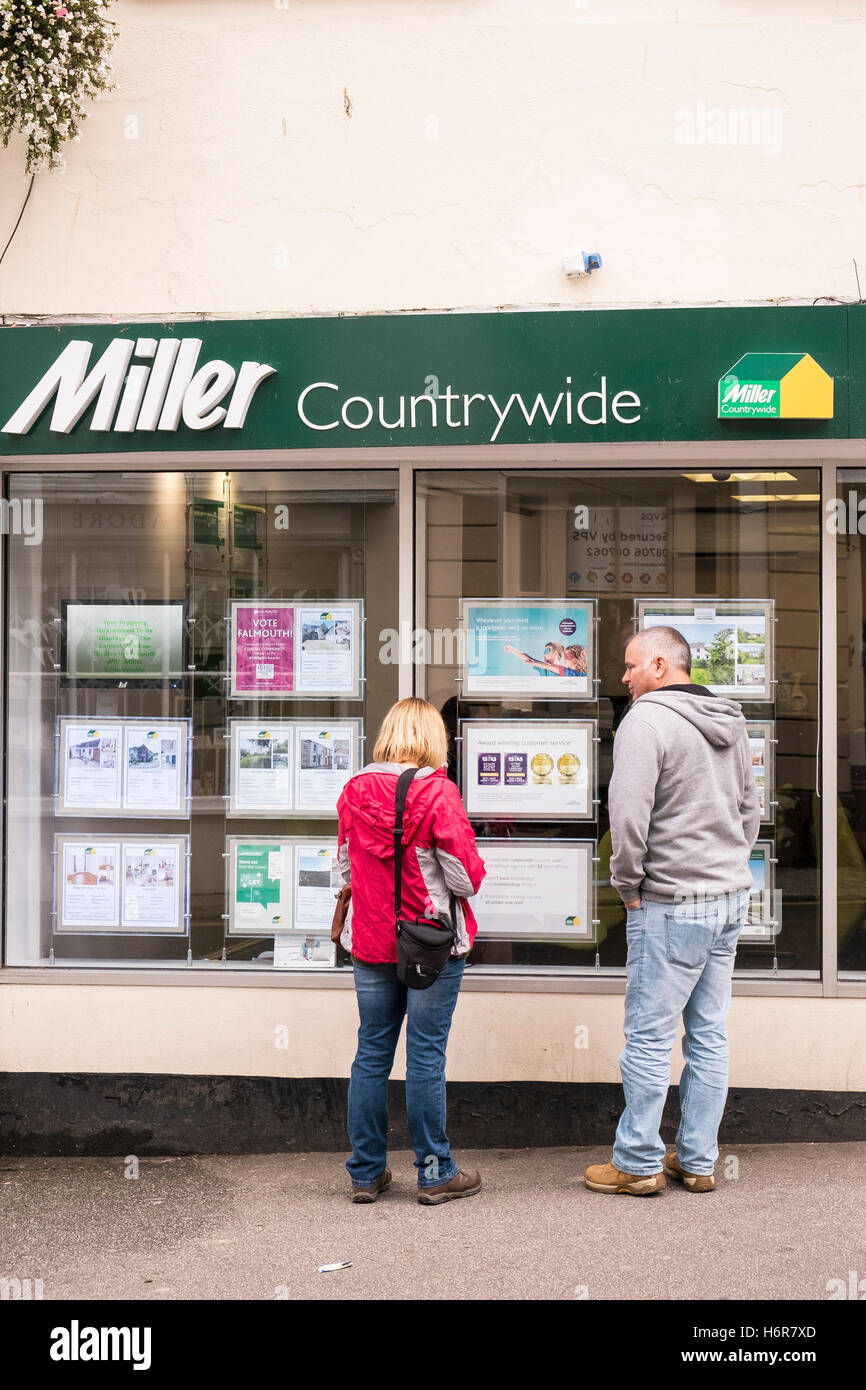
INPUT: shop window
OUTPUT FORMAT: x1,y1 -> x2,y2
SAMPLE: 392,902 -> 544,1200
4,469 -> 398,969
836,470 -> 866,975
418,466 -> 822,974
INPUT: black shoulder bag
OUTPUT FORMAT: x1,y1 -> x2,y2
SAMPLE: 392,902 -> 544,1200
393,767 -> 456,990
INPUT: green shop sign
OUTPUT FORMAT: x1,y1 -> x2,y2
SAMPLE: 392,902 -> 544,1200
718,352 -> 834,419
0,306 -> 861,455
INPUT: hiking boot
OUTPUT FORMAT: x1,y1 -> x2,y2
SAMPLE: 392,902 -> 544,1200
418,1168 -> 482,1205
351,1167 -> 392,1203
584,1160 -> 665,1196
664,1151 -> 715,1193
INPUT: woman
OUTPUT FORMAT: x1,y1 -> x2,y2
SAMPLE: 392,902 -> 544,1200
336,697 -> 486,1206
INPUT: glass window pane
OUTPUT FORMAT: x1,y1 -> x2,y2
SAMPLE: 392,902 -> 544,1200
4,469 -> 398,969
836,470 -> 866,975
418,465 -> 821,974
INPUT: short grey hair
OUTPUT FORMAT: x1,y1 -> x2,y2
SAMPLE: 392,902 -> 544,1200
628,625 -> 691,675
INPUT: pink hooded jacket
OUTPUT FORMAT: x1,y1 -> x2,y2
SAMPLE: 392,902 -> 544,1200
336,762 -> 486,965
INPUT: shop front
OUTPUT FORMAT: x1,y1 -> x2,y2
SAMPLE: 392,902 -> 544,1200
1,306 -> 865,1151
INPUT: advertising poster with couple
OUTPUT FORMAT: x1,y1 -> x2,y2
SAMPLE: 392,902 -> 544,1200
459,599 -> 596,699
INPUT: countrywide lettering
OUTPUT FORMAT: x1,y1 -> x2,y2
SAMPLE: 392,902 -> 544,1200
296,377 -> 642,442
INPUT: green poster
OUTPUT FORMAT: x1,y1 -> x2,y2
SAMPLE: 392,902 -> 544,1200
236,844 -> 281,909
233,504 -> 264,550
62,601 -> 185,684
193,498 -> 226,547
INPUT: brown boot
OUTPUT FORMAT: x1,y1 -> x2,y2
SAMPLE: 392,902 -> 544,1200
351,1167 -> 392,1203
584,1160 -> 665,1195
664,1151 -> 715,1193
418,1168 -> 482,1205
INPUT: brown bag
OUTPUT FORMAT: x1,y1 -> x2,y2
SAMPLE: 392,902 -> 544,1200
331,884 -> 352,943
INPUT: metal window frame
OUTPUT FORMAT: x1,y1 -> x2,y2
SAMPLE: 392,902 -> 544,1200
0,439 -> 861,997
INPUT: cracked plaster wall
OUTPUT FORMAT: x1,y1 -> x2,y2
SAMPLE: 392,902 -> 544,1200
1,0 -> 864,317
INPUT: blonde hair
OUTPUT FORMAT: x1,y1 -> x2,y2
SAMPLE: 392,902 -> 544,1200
372,697 -> 449,770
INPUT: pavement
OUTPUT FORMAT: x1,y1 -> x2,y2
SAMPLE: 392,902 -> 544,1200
2,1142 -> 865,1301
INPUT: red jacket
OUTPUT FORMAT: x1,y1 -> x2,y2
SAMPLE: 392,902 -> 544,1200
337,762 -> 486,965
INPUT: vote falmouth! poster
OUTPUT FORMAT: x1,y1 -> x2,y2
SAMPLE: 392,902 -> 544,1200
228,600 -> 363,699
230,601 -> 295,697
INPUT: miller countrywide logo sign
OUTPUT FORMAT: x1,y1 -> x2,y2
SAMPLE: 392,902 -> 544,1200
1,334 -> 644,442
0,309 -> 851,452
718,353 -> 834,419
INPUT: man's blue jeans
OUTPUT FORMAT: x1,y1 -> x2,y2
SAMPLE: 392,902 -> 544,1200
346,955 -> 465,1189
612,890 -> 749,1177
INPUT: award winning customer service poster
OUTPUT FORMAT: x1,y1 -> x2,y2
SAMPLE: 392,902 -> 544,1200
61,600 -> 187,686
57,718 -> 191,818
54,834 -> 188,935
459,598 -> 595,700
226,719 -> 361,817
472,839 -> 595,940
461,719 -> 596,821
229,600 -> 362,699
635,599 -> 774,701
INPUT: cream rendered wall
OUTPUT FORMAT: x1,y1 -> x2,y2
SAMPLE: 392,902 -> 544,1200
1,1 -> 865,315
2,984 -> 866,1091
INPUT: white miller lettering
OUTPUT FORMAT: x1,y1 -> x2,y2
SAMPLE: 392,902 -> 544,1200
1,338 -> 276,435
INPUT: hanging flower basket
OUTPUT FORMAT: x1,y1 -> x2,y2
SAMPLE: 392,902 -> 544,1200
0,0 -> 117,173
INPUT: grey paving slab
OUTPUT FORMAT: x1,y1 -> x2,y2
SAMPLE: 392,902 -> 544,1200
1,1143 -> 864,1301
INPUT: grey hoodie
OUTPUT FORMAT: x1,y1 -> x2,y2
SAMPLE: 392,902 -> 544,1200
608,687 -> 761,904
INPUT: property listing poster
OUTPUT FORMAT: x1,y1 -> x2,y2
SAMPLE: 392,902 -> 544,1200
461,599 -> 594,699
567,507 -> 669,595
746,721 -> 774,823
638,600 -> 773,700
230,841 -> 293,935
294,842 -> 343,929
121,842 -> 181,931
741,842 -> 778,940
231,724 -> 293,813
462,721 -> 594,820
472,840 -> 594,939
124,724 -> 185,814
294,725 -> 355,812
230,602 -> 295,697
61,723 -> 122,810
294,607 -> 357,694
60,841 -> 120,929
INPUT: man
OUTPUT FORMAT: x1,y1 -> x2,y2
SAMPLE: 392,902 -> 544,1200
585,625 -> 760,1197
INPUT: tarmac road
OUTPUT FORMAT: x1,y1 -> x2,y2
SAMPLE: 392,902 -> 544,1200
1,1142 -> 864,1301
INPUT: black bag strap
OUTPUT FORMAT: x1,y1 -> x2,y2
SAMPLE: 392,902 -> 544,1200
393,767 -> 419,920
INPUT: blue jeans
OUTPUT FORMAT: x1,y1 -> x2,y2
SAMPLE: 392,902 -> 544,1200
612,891 -> 749,1177
346,955 -> 465,1189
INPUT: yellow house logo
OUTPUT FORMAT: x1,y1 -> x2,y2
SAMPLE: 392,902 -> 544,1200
718,353 -> 833,419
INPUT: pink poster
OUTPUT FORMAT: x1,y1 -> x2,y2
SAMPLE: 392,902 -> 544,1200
231,603 -> 294,697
